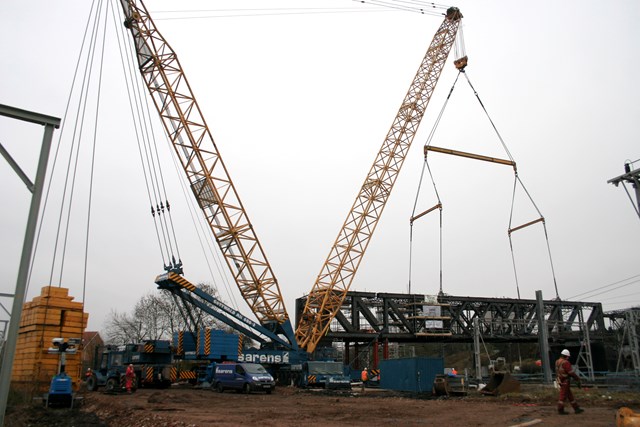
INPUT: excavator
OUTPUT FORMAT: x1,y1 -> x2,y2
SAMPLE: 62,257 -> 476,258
118,0 -> 464,373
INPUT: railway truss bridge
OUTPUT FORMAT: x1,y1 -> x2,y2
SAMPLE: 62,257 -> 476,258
296,292 -> 638,377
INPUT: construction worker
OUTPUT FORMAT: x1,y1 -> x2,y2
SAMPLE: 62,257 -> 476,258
361,367 -> 369,391
555,349 -> 584,415
125,364 -> 136,394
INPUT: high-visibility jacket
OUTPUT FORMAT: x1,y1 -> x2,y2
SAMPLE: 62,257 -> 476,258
555,358 -> 578,384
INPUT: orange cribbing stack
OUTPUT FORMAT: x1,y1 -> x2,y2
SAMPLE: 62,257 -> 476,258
11,286 -> 88,392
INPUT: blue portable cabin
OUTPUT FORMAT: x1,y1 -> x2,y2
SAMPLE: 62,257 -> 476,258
379,357 -> 444,393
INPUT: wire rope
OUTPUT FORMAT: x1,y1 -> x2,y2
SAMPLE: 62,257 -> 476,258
150,1 -> 451,21
80,0 -> 110,360
110,5 -> 170,268
30,0 -> 104,385
463,71 -> 560,300
112,4 -> 237,308
46,2 -> 104,290
356,0 -> 444,16
25,0 -> 99,294
122,39 -> 177,270
122,6 -> 184,273
507,178 -> 522,299
113,4 -> 183,271
407,72 -> 461,295
153,7 -> 403,21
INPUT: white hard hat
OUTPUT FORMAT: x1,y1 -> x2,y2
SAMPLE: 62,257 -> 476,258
561,349 -> 570,357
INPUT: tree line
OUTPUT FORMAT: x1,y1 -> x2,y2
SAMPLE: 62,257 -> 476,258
103,283 -> 235,344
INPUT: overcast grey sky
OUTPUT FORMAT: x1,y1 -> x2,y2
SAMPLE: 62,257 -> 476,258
1,0 -> 638,335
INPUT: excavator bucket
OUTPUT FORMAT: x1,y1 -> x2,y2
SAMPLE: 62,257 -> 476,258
432,374 -> 468,396
480,372 -> 520,396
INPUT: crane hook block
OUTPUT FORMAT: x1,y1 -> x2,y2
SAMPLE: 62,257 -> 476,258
454,56 -> 468,70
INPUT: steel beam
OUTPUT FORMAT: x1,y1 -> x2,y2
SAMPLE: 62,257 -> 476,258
0,104 -> 60,426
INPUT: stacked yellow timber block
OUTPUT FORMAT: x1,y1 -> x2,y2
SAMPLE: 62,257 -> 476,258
11,286 -> 89,392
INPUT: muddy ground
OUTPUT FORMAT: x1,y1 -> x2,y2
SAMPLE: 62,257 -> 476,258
5,384 -> 639,426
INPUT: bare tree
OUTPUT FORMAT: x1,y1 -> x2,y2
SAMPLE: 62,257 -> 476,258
103,282 -> 245,344
103,309 -> 146,344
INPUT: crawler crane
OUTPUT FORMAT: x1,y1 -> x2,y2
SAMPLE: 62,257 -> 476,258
119,0 -> 464,365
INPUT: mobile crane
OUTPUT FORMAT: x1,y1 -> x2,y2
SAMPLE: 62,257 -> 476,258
118,0 -> 464,374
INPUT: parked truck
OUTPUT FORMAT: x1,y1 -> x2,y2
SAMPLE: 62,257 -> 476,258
85,339 -> 173,392
299,360 -> 351,390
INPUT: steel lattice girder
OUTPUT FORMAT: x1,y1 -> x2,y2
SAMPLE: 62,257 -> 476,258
296,292 -> 607,344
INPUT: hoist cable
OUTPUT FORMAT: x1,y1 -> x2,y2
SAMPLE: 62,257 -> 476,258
437,202 -> 443,294
111,5 -> 169,266
57,17 -> 109,287
151,2 -> 442,21
407,73 -> 460,295
26,0 -> 100,292
541,219 -> 560,299
508,179 -> 522,299
507,173 -> 559,299
355,0 -> 444,16
391,0 -> 449,9
462,72 -> 515,164
454,24 -> 465,60
465,70 -> 559,300
142,89 -> 183,264
118,16 -> 177,267
81,0 -> 109,336
50,0 -> 105,289
33,0 -> 103,384
514,174 -> 544,218
113,7 -> 233,307
408,223 -> 414,294
408,143 -> 430,294
115,4 -> 182,269
113,5 -> 175,268
425,72 -> 461,149
154,8 -> 394,21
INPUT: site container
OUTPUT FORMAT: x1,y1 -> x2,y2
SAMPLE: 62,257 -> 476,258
379,357 -> 443,392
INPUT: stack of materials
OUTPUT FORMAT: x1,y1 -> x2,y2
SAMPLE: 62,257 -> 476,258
11,286 -> 88,391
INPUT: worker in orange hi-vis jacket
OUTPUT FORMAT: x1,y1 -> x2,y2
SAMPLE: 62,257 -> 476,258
361,368 -> 369,391
555,349 -> 584,415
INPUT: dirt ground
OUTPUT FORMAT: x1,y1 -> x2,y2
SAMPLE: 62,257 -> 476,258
5,384 -> 639,427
